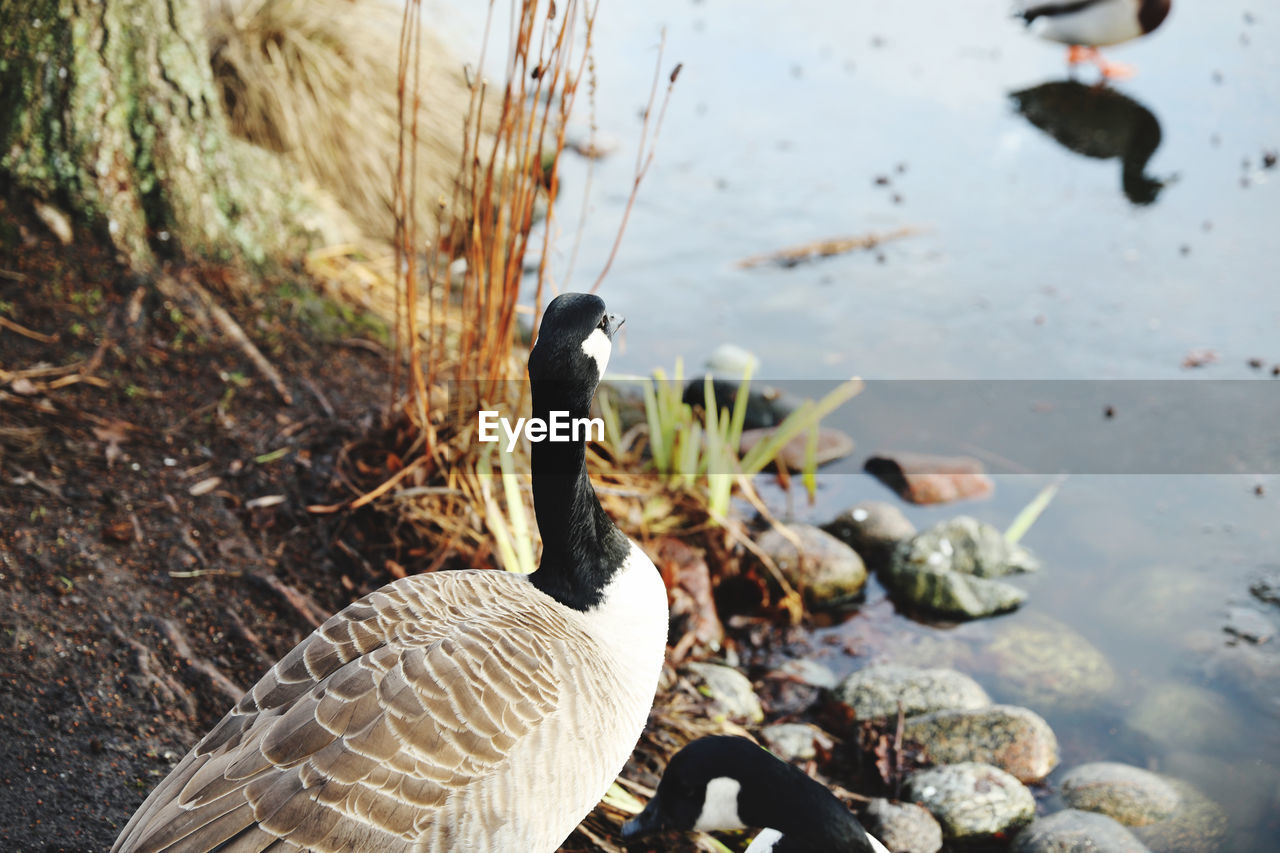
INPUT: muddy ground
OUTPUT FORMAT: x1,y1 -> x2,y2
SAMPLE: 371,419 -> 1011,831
0,207 -> 438,851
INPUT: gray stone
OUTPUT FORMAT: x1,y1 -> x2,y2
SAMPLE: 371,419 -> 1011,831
902,705 -> 1058,783
1012,809 -> 1151,853
759,723 -> 832,762
756,523 -> 868,608
884,517 -> 1037,618
774,657 -> 839,690
1127,683 -> 1240,753
683,662 -> 764,723
1223,606 -> 1275,644
823,501 -> 916,564
837,664 -> 990,721
896,516 -> 1039,578
706,343 -> 760,376
1059,763 -> 1180,826
904,762 -> 1035,841
1130,778 -> 1228,853
979,613 -> 1117,710
864,798 -> 943,853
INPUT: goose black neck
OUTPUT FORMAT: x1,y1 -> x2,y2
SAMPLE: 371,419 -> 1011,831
743,761 -> 877,852
528,387 -> 629,611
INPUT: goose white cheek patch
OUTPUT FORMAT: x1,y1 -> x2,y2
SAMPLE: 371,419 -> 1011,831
581,328 -> 611,376
694,777 -> 747,832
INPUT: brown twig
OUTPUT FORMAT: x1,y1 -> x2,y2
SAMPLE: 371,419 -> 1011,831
589,36 -> 680,293
0,314 -> 58,343
182,277 -> 293,405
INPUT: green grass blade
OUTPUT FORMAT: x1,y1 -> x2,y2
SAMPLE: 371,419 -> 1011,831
1005,475 -> 1065,544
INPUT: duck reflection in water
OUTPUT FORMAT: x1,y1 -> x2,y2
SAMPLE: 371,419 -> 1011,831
1010,80 -> 1171,205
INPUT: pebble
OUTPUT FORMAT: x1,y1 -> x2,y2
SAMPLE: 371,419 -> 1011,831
904,762 -> 1035,841
1012,809 -> 1151,853
902,704 -> 1059,783
822,500 -> 917,565
759,722 -> 832,763
864,798 -> 943,853
683,662 -> 764,723
755,523 -> 868,608
1059,762 -> 1180,826
836,664 -> 990,722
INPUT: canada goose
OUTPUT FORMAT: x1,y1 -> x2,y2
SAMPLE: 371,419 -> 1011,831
112,293 -> 669,852
622,736 -> 891,853
1016,0 -> 1172,78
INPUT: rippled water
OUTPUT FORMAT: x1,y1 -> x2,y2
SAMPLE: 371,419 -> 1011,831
430,0 -> 1280,847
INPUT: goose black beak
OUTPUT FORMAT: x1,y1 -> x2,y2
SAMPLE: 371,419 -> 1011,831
603,313 -> 624,340
620,800 -> 663,839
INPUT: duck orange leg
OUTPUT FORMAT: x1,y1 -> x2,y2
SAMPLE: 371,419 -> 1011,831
1067,45 -> 1135,79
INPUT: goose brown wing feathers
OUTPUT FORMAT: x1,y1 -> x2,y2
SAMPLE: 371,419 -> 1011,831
112,570 -> 581,853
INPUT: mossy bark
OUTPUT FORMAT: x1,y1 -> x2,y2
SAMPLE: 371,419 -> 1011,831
0,0 -> 312,269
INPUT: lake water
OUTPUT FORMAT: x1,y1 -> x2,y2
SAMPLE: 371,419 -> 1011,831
432,0 -> 1280,847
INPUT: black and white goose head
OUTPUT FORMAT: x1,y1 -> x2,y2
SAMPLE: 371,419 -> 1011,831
528,292 -> 623,415
622,736 -> 890,853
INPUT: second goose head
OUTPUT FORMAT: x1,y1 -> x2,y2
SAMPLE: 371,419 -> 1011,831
622,736 -> 890,852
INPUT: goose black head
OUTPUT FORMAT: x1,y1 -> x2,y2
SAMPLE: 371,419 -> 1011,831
529,293 -> 623,414
622,736 -> 883,852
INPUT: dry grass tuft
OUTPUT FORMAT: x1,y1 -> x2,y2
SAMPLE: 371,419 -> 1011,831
203,0 -> 484,244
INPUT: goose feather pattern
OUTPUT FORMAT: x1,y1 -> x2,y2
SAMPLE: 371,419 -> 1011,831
113,552 -> 666,852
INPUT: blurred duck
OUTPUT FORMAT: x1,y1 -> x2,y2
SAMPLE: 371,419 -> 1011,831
1016,0 -> 1172,78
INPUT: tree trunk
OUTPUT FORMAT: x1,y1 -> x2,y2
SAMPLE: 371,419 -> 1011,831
1,0 -> 311,269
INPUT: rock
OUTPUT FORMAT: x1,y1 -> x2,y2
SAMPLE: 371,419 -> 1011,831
1059,763 -> 1180,826
838,617 -> 976,672
1250,569 -> 1280,607
1223,606 -> 1274,644
1129,778 -> 1228,853
823,500 -> 917,565
1012,809 -> 1151,853
902,704 -> 1059,783
1127,683 -> 1240,753
978,613 -> 1117,710
755,523 -> 869,608
683,662 -> 764,723
864,798 -> 944,853
759,723 -> 833,763
837,664 -> 989,722
885,516 -> 1036,619
682,377 -> 795,430
738,425 -> 856,469
774,657 -> 839,690
904,762 -> 1035,841
897,516 -> 1038,577
706,343 -> 760,376
865,452 -> 995,505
